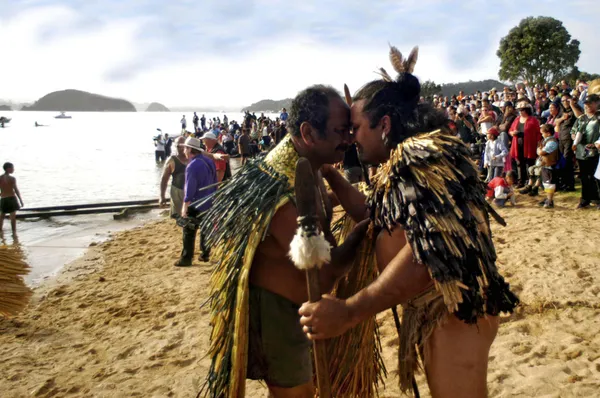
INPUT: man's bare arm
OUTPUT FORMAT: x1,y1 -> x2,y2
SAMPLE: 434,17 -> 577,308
299,227 -> 431,339
346,228 -> 431,326
159,160 -> 174,203
321,165 -> 368,223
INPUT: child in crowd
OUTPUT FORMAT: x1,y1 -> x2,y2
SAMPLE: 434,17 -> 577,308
538,124 -> 560,208
483,127 -> 508,182
486,170 -> 517,207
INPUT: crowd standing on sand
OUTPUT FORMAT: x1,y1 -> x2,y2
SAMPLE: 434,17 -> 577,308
430,80 -> 600,210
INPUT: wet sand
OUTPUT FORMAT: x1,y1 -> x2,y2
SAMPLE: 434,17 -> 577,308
0,192 -> 599,397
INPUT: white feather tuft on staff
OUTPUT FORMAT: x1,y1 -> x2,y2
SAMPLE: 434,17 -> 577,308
289,228 -> 332,270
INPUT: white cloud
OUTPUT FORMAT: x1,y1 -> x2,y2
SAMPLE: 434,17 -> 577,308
2,3 -> 599,109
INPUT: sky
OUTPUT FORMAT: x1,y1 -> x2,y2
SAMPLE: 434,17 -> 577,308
1,0 -> 599,109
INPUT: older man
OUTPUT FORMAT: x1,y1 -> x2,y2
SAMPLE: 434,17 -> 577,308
175,137 -> 217,266
159,136 -> 187,218
197,85 -> 369,398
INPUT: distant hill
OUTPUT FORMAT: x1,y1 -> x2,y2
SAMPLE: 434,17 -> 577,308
242,99 -> 291,113
440,79 -> 509,97
21,89 -> 136,112
145,102 -> 170,112
0,105 -> 11,111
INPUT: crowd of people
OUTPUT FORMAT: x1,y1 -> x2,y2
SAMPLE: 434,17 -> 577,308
428,80 -> 600,210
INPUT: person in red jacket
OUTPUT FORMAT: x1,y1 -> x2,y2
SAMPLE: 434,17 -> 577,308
509,101 -> 541,187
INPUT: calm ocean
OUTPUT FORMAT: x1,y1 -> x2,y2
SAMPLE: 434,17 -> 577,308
0,110 -> 277,284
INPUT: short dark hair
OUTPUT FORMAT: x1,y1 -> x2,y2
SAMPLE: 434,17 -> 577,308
353,73 -> 447,146
3,162 -> 13,171
287,85 -> 341,138
505,170 -> 517,180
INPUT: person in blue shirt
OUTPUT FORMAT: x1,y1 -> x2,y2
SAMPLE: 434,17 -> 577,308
176,137 -> 217,266
280,107 -> 288,122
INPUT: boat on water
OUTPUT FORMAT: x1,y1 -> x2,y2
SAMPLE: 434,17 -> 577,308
55,112 -> 72,119
0,116 -> 11,127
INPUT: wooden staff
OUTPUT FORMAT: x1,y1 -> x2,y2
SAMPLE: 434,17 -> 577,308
290,158 -> 332,398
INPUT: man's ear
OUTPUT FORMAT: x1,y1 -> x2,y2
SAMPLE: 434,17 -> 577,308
299,121 -> 316,146
381,115 -> 392,138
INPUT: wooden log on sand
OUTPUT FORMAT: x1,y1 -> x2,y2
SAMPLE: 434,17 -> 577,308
16,204 -> 159,220
21,199 -> 162,213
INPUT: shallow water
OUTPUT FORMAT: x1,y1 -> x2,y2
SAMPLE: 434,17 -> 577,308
0,110 -> 274,284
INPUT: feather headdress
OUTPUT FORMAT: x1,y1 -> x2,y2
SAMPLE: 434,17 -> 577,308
374,45 -> 419,81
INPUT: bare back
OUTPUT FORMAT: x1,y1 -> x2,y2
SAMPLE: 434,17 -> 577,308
0,174 -> 17,198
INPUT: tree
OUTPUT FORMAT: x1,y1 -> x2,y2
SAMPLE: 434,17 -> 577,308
420,80 -> 442,98
497,17 -> 580,85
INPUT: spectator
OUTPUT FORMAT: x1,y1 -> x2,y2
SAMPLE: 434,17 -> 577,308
238,128 -> 251,166
201,132 -> 231,182
180,115 -> 187,130
280,107 -> 289,122
509,101 -> 541,187
164,134 -> 173,157
159,136 -> 188,218
571,94 -> 600,209
154,134 -> 166,163
0,162 -> 24,234
193,112 -> 199,130
538,124 -> 560,208
555,94 -> 577,191
484,127 -> 508,182
176,137 -> 217,266
477,102 -> 496,136
486,170 -> 517,207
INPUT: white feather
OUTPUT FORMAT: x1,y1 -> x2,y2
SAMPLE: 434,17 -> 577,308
288,228 -> 332,270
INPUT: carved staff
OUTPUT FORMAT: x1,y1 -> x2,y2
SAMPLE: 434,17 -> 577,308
289,158 -> 332,398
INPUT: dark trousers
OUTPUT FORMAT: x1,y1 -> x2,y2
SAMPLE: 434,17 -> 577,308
155,150 -> 166,162
180,211 -> 210,262
578,156 -> 600,202
512,154 -> 535,186
559,139 -> 575,189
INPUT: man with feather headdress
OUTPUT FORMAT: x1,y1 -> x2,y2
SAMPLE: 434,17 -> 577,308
197,85 -> 378,398
299,46 -> 519,397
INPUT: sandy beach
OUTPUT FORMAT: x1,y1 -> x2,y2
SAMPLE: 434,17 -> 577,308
1,192 -> 600,397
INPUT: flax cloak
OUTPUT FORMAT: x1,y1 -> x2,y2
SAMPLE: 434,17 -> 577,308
199,135 -> 383,397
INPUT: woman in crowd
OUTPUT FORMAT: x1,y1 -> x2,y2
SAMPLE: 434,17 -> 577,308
509,101 -> 541,188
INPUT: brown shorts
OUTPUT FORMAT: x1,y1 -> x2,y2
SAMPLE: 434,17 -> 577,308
247,285 -> 313,388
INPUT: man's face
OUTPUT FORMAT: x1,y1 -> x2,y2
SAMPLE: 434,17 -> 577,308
584,101 -> 598,114
351,100 -> 389,165
183,146 -> 193,159
306,97 -> 351,164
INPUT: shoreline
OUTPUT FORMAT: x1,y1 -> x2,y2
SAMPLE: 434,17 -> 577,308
1,193 -> 599,397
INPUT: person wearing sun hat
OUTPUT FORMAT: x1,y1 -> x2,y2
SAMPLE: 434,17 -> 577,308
509,99 -> 541,187
175,136 -> 217,266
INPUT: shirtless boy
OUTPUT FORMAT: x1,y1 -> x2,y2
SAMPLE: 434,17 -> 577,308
0,162 -> 24,234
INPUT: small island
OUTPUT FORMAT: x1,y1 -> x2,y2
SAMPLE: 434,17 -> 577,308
21,89 -> 136,112
0,105 -> 12,111
242,99 -> 291,113
145,102 -> 170,112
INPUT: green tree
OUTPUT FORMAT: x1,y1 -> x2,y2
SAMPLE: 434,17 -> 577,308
420,80 -> 442,98
497,16 -> 580,85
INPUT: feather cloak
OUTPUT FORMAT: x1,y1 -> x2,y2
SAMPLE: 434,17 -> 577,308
367,130 -> 519,322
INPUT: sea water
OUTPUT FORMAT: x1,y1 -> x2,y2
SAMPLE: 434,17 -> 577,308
0,110 -> 277,284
